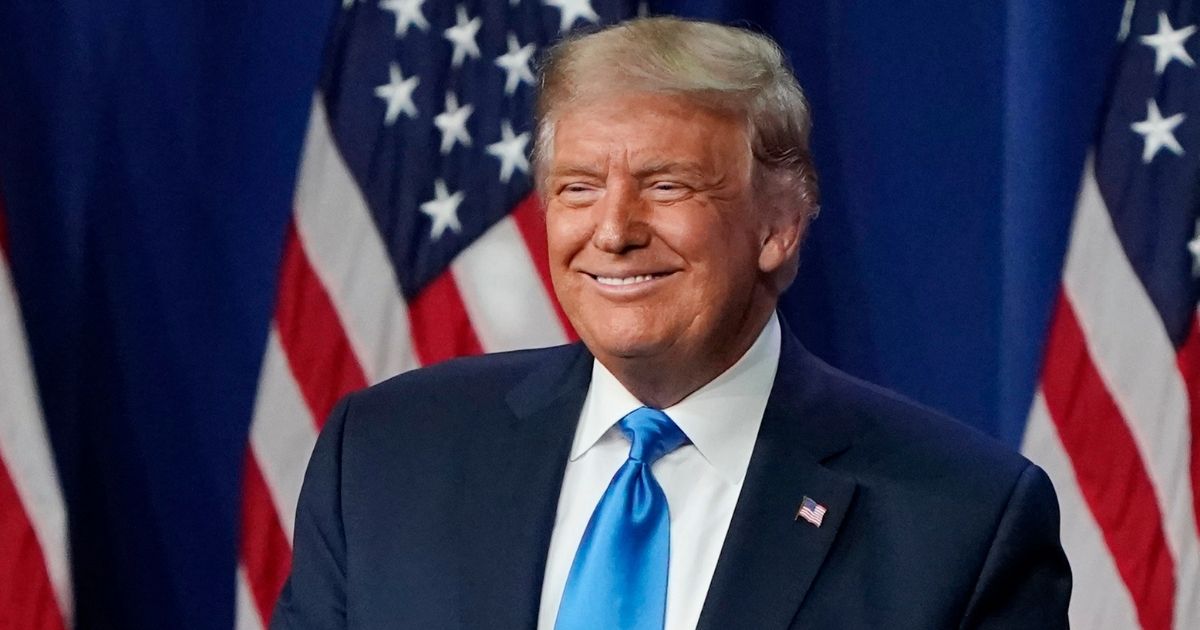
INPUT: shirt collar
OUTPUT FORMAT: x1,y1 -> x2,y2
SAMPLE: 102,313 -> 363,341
571,312 -> 782,486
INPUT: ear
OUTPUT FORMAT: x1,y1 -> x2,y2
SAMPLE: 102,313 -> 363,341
757,212 -> 805,274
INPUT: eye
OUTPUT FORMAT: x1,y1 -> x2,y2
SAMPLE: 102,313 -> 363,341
646,181 -> 690,200
557,182 -> 602,206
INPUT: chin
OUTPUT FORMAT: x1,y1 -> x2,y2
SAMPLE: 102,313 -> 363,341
580,323 -> 672,361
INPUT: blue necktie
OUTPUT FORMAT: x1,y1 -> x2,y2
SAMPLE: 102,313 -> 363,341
555,407 -> 690,630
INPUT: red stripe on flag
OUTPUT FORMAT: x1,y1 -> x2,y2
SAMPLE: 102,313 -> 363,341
275,222 -> 369,427
0,459 -> 66,630
510,194 -> 577,341
1041,292 -> 1175,630
407,271 -> 484,365
240,222 -> 377,623
1176,313 -> 1200,538
240,452 -> 293,627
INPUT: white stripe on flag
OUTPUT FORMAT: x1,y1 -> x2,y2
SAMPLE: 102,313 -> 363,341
0,252 -> 72,625
451,215 -> 569,353
1022,392 -> 1139,630
294,95 -> 421,384
1061,156 -> 1200,623
248,327 -> 320,543
236,565 -> 266,630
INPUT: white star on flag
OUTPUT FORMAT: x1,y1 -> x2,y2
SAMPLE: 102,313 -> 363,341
495,33 -> 536,96
1131,98 -> 1186,163
486,121 -> 531,183
380,0 -> 429,38
1139,11 -> 1196,75
542,0 -> 599,33
373,63 -> 420,125
434,92 -> 474,154
420,179 -> 465,239
444,5 -> 482,68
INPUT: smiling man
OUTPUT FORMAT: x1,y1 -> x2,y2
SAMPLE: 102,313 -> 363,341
273,17 -> 1071,630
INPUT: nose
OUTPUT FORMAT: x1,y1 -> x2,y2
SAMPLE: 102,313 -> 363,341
591,176 -> 650,254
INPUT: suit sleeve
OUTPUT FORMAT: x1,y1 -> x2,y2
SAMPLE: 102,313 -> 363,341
270,396 -> 353,630
959,462 -> 1072,629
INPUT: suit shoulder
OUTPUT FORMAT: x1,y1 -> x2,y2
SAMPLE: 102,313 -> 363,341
807,354 -> 1030,485
343,343 -> 584,416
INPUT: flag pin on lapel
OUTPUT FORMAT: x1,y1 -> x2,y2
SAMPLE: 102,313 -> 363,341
795,496 -> 827,527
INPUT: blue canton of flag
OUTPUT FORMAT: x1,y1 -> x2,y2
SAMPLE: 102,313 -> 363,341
321,0 -> 637,299
1100,0 -> 1199,333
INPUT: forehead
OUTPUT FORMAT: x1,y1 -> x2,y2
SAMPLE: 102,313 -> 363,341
549,92 -> 749,169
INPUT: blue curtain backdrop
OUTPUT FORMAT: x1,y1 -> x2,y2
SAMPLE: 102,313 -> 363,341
0,0 -> 1123,627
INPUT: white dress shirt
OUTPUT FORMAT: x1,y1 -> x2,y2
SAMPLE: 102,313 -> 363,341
537,313 -> 782,630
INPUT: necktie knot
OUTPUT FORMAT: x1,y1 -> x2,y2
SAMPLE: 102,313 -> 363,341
619,407 -> 689,465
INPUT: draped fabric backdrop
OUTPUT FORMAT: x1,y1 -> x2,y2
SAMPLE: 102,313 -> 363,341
5,0 -> 1197,628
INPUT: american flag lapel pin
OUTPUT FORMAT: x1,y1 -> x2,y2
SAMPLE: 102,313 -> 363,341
795,495 -> 827,527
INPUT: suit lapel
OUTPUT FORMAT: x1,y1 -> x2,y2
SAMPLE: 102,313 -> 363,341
459,344 -> 593,630
697,325 -> 861,630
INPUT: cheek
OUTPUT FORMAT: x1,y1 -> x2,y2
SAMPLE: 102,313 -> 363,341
545,212 -> 594,314
656,212 -> 746,269
668,221 -> 761,296
545,211 -> 585,266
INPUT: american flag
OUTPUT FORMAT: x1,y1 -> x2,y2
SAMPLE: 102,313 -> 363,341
1019,0 -> 1200,628
0,194 -> 72,628
234,1 -> 637,626
796,496 -> 826,528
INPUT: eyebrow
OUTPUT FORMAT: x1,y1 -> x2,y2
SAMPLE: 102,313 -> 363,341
547,159 -> 709,181
548,164 -> 606,179
631,160 -> 707,180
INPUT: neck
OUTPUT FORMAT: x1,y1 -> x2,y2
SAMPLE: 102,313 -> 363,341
601,305 -> 775,409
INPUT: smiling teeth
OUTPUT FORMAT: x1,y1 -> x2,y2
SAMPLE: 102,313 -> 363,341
595,275 -> 656,286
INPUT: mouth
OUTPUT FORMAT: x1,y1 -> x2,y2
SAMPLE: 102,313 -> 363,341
582,271 -> 677,295
591,273 -> 670,286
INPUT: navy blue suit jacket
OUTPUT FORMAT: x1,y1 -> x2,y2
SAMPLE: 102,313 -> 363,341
272,326 -> 1071,629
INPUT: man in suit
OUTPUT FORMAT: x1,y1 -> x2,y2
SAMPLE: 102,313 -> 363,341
272,17 -> 1071,629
